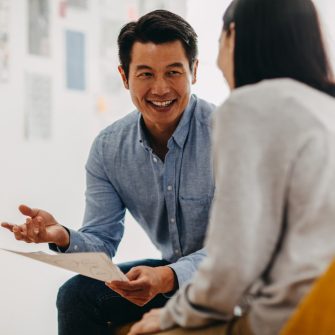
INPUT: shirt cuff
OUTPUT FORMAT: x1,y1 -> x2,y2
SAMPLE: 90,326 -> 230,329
168,261 -> 194,288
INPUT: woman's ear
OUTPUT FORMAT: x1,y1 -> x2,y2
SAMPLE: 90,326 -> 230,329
228,22 -> 236,55
191,59 -> 199,84
118,65 -> 129,89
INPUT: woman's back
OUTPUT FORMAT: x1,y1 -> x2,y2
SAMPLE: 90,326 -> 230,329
209,77 -> 335,335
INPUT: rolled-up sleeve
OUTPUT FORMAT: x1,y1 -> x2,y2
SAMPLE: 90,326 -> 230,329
168,248 -> 206,288
50,133 -> 126,257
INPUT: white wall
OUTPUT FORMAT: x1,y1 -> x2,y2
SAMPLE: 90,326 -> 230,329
0,1 -> 225,334
315,0 -> 335,71
0,1 -> 334,335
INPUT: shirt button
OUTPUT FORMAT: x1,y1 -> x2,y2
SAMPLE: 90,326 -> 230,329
170,218 -> 175,223
153,157 -> 158,163
175,249 -> 179,254
74,245 -> 78,251
167,185 -> 172,191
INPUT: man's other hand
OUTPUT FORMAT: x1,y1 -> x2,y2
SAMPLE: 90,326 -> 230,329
1,204 -> 69,247
106,265 -> 176,306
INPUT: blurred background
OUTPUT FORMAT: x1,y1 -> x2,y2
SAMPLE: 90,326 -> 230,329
0,0 -> 333,334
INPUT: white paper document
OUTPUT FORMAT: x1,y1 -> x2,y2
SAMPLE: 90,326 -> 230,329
1,248 -> 128,282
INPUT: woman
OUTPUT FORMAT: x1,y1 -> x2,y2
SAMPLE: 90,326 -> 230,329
129,0 -> 335,334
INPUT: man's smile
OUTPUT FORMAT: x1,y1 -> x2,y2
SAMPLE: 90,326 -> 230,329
146,99 -> 177,111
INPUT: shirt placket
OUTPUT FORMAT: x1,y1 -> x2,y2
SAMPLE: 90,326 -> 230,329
164,142 -> 182,260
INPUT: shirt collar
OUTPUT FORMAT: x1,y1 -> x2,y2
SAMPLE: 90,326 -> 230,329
137,94 -> 197,149
170,94 -> 196,148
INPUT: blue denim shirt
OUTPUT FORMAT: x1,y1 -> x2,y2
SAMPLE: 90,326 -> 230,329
63,95 -> 215,287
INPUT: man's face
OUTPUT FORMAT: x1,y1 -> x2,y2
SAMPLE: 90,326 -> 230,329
119,40 -> 198,131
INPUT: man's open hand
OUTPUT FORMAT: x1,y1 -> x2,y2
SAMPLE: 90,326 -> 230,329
1,204 -> 69,247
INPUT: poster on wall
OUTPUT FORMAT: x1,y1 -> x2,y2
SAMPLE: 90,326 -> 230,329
24,73 -> 52,140
0,0 -> 9,82
66,30 -> 86,91
28,0 -> 50,56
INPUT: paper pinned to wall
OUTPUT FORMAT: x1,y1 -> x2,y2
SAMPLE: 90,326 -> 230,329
0,0 -> 9,82
24,73 -> 52,140
28,0 -> 50,56
1,248 -> 128,282
66,30 -> 86,91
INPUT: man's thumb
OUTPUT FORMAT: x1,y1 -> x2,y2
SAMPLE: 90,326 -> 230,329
18,204 -> 38,217
126,267 -> 141,281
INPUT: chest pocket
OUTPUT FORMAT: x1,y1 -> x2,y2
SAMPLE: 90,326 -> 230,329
178,195 -> 213,242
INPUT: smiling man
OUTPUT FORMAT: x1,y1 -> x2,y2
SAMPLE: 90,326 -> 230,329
1,10 -> 215,335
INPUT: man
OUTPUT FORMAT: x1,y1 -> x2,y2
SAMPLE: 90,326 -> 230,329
1,10 -> 215,335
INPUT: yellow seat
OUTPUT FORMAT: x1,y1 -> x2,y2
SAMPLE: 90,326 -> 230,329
280,259 -> 335,335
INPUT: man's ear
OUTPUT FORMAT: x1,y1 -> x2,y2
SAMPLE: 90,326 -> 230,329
191,59 -> 199,85
118,65 -> 129,89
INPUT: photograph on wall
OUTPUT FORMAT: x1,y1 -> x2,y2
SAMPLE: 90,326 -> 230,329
0,0 -> 9,82
24,73 -> 52,140
65,30 -> 86,91
28,0 -> 50,56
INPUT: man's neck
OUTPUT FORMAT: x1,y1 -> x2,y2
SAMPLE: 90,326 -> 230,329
145,121 -> 178,161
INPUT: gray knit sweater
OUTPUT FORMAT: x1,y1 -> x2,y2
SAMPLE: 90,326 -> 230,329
160,78 -> 335,335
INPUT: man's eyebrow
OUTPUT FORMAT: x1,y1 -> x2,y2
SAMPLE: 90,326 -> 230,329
135,65 -> 152,71
167,62 -> 184,68
135,63 -> 185,71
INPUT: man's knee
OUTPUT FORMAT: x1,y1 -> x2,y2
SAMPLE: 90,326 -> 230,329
56,276 -> 80,312
56,275 -> 118,313
56,275 -> 96,312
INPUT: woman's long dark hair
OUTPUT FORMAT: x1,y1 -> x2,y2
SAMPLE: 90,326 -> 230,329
223,0 -> 335,97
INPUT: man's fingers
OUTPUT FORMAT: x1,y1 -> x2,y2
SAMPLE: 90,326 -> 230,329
37,217 -> 47,238
2,221 -> 38,244
18,204 -> 39,218
1,222 -> 15,232
13,225 -> 25,240
105,284 -> 148,305
109,280 -> 145,291
26,218 -> 36,241
126,267 -> 142,281
106,282 -> 144,293
115,288 -> 144,296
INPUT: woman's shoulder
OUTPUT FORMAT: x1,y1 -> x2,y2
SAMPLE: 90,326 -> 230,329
230,78 -> 332,106
219,78 -> 335,131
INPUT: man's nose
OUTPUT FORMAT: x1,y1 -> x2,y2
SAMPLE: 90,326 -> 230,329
150,77 -> 170,95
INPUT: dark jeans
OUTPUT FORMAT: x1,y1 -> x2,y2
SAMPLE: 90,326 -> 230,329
57,258 -> 170,335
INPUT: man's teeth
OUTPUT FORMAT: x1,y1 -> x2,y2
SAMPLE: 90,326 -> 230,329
151,100 -> 173,107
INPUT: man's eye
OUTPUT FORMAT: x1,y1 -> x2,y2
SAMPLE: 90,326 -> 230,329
138,72 -> 153,78
167,71 -> 182,76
